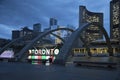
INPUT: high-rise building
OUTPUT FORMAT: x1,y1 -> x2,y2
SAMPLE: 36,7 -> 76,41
49,18 -> 58,44
20,27 -> 33,42
33,23 -> 41,32
44,28 -> 51,40
12,30 -> 20,40
79,6 -> 103,43
49,18 -> 57,29
110,0 -> 120,41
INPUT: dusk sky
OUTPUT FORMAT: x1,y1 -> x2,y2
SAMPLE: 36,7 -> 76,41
0,0 -> 111,39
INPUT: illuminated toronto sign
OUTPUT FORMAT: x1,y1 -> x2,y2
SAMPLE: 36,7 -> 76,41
29,49 -> 59,55
28,48 -> 59,61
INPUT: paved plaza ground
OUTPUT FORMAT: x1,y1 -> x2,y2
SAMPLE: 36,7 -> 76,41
0,62 -> 119,80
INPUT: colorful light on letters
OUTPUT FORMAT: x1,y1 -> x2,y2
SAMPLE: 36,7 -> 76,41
28,48 -> 59,62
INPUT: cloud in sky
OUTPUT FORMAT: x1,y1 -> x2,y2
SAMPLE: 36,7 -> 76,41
0,0 -> 111,39
0,24 -> 13,39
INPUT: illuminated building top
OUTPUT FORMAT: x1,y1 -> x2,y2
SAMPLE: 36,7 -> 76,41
79,6 -> 103,43
112,2 -> 119,25
79,6 -> 103,25
110,0 -> 120,40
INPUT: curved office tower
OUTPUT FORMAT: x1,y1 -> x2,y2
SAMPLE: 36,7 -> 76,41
79,6 -> 103,43
110,0 -> 120,41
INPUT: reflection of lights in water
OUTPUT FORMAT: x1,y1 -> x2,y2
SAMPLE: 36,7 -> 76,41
28,56 -> 56,60
29,55 -> 56,65
45,61 -> 50,66
32,61 -> 42,64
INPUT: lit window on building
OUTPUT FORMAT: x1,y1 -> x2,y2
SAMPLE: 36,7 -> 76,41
85,14 -> 99,23
112,2 -> 119,25
79,6 -> 103,43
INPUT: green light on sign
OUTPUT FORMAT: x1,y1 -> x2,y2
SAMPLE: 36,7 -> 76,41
32,56 -> 35,59
42,56 -> 46,60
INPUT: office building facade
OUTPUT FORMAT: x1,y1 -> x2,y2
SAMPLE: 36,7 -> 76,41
50,18 -> 57,29
49,18 -> 58,44
33,23 -> 41,32
110,0 -> 120,42
79,6 -> 103,43
20,27 -> 33,42
12,30 -> 20,40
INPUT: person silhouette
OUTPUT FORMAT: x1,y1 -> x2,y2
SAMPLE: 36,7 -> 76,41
49,58 -> 52,64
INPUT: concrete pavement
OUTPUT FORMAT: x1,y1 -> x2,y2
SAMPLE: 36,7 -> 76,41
0,62 -> 119,80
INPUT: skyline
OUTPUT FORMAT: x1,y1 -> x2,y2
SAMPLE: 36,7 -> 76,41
0,0 -> 111,39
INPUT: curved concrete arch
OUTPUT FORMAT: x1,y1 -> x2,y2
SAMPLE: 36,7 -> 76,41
50,33 -> 65,42
35,33 -> 65,44
16,28 -> 74,60
79,36 -> 91,56
0,37 -> 25,55
54,22 -> 112,65
38,38 -> 53,44
0,32 -> 65,55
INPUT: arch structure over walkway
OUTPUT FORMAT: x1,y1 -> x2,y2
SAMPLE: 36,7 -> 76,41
54,22 -> 112,65
0,37 -> 24,55
50,33 -> 65,42
16,28 -> 74,60
0,29 -> 70,56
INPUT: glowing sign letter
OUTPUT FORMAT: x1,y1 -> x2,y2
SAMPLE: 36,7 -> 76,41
35,49 -> 38,54
54,49 -> 59,55
42,49 -> 46,55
